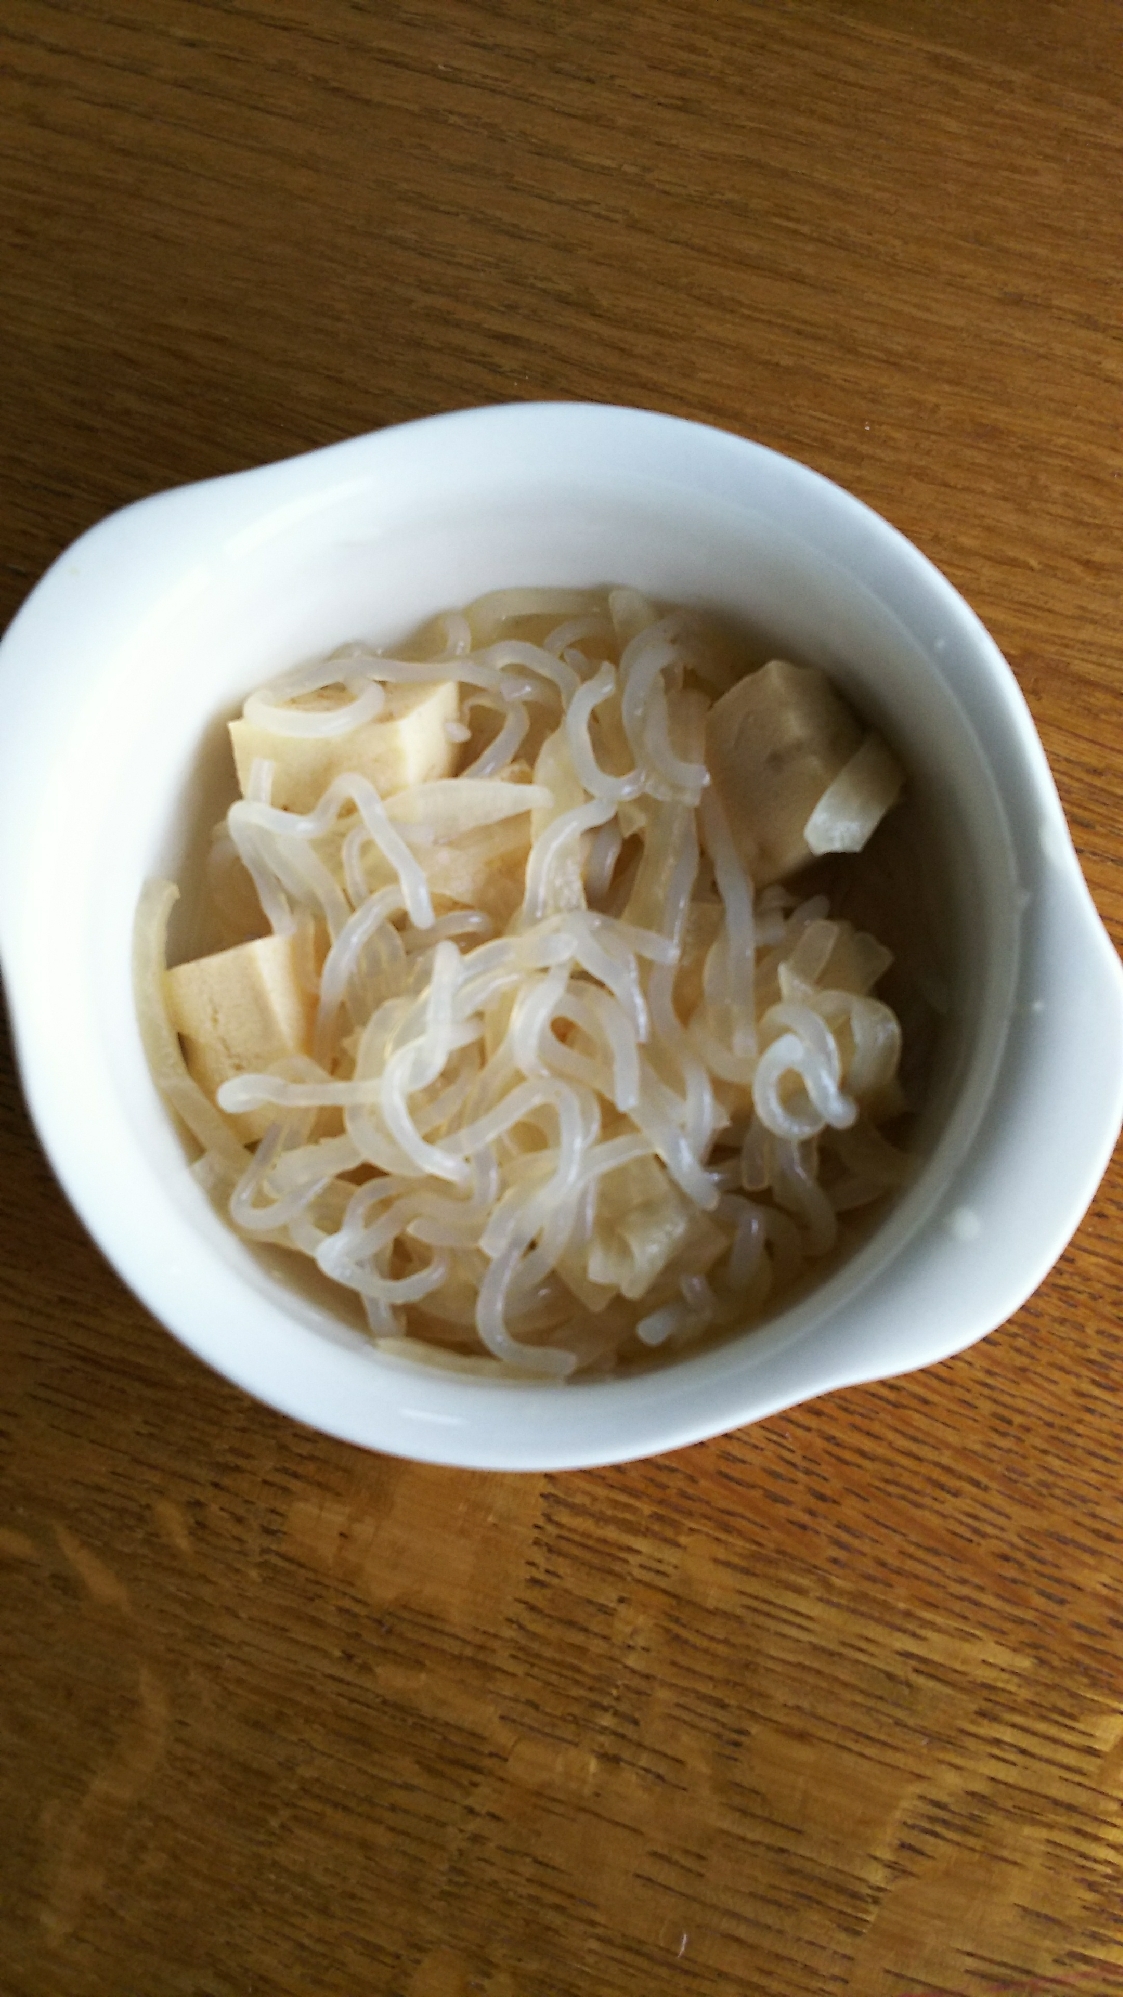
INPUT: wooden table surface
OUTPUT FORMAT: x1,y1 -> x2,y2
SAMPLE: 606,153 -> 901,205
3,5 -> 1123,1994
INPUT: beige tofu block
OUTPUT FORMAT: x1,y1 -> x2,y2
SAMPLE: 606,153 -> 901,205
705,660 -> 864,888
164,931 -> 315,1143
229,678 -> 461,814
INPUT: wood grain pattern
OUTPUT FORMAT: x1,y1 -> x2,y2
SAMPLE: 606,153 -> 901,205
2,3 -> 1122,1993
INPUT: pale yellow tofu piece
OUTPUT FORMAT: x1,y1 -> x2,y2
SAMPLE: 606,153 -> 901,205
705,660 -> 864,888
229,679 -> 461,814
164,931 -> 315,1143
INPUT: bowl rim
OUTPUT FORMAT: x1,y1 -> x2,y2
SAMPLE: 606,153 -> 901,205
1,400 -> 1121,1470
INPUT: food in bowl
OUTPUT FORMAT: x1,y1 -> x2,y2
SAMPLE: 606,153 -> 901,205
2,403 -> 1120,1467
137,583 -> 915,1378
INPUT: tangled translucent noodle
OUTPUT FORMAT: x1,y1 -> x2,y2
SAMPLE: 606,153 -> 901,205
136,587 -> 914,1379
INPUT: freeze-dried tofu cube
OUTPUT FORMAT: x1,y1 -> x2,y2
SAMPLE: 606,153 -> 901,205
164,931 -> 315,1142
229,679 -> 461,814
706,660 -> 897,887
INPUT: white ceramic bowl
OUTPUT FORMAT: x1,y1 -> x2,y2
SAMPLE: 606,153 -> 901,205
1,403 -> 1121,1470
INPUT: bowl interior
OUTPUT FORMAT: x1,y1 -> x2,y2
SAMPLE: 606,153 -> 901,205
108,479 -> 1013,1309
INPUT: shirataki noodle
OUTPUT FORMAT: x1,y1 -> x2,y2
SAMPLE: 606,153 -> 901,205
136,586 -> 913,1379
